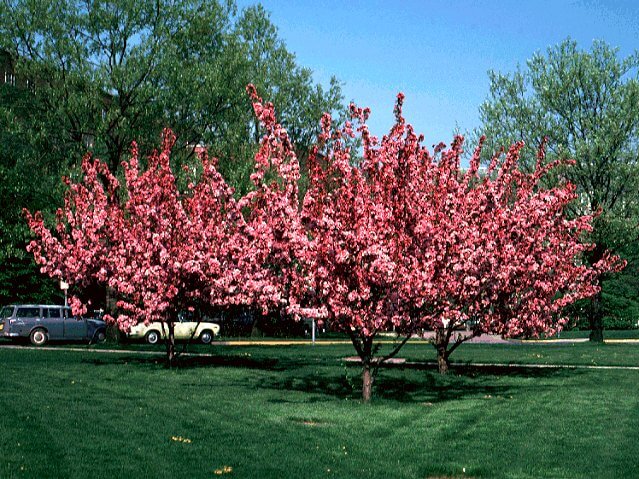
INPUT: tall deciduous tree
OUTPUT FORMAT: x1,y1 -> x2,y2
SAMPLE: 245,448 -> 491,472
479,39 -> 639,341
0,0 -> 343,184
1,0 -> 343,305
0,78 -> 70,303
236,5 -> 343,167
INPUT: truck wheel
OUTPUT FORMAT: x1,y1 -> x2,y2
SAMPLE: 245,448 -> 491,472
30,328 -> 48,346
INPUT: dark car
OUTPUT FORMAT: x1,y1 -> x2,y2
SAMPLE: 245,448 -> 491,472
0,304 -> 107,346
210,307 -> 324,338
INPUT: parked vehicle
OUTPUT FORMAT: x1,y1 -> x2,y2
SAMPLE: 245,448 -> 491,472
211,307 -> 325,338
126,316 -> 221,344
0,304 -> 107,346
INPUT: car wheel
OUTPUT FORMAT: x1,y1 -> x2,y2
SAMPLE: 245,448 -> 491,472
30,328 -> 48,346
145,330 -> 161,345
199,330 -> 214,344
94,329 -> 107,343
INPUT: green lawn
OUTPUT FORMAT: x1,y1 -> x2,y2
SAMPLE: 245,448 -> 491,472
551,329 -> 639,339
1,342 -> 638,478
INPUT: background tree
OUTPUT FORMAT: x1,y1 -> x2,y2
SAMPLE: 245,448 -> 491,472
0,54 -> 85,304
479,39 -> 639,341
0,0 -> 343,306
236,5 -> 343,179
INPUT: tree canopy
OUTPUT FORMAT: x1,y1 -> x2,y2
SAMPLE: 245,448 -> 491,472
479,38 -> 639,339
0,0 -> 343,304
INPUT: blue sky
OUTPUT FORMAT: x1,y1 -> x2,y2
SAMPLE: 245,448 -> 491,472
237,0 -> 638,146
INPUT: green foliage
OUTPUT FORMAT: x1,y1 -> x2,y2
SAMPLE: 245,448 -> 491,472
0,0 -> 344,304
479,39 -> 639,334
481,39 -> 639,224
573,260 -> 639,330
0,82 -> 69,303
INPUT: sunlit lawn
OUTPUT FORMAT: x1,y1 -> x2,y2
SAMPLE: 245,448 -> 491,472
1,341 -> 638,478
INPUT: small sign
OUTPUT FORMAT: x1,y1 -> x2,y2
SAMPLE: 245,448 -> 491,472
59,280 -> 69,291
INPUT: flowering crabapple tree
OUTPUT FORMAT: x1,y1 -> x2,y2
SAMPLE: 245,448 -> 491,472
25,86 -> 314,367
301,102 -> 418,402
105,131 -> 258,365
399,133 -> 624,374
369,94 -> 621,375
301,92 -> 623,399
26,130 -> 259,366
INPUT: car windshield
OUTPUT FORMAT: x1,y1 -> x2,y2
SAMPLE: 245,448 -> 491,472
0,306 -> 12,319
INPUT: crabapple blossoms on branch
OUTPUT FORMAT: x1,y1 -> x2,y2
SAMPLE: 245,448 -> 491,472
237,85 -> 313,319
24,153 -> 120,317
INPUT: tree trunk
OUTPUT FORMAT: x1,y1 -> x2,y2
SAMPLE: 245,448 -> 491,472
435,328 -> 450,375
588,290 -> 604,343
165,321 -> 176,368
362,363 -> 373,403
104,286 -> 120,343
349,333 -> 375,403
250,322 -> 265,337
586,244 -> 606,343
250,312 -> 265,338
437,349 -> 450,375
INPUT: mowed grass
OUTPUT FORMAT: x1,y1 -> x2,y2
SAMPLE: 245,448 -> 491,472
1,341 -> 638,479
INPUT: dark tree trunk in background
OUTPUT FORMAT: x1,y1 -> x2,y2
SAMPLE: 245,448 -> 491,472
105,286 -> 120,343
587,243 -> 606,343
165,321 -> 176,368
250,322 -> 265,337
588,290 -> 604,343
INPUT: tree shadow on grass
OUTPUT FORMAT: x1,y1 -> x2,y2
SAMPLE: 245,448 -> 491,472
412,361 -> 581,378
261,361 -> 585,403
82,353 -> 288,371
81,352 -> 586,403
